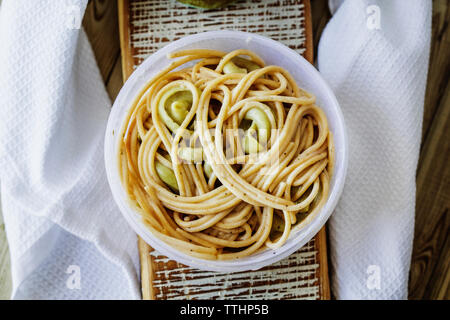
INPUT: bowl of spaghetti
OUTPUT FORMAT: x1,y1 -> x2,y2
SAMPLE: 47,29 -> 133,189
105,31 -> 347,272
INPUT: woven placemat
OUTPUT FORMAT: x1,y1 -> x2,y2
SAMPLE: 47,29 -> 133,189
118,0 -> 329,300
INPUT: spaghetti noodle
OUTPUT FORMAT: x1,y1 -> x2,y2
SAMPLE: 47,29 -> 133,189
118,49 -> 334,260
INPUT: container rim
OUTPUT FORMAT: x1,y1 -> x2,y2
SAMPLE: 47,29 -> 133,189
104,30 -> 348,272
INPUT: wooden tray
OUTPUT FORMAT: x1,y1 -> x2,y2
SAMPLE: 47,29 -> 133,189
118,0 -> 330,300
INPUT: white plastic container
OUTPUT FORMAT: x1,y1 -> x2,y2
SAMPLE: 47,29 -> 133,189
104,30 -> 348,272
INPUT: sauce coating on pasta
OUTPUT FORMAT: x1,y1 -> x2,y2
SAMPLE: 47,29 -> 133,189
118,49 -> 334,260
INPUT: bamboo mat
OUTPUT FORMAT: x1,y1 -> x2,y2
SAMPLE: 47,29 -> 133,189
118,0 -> 330,300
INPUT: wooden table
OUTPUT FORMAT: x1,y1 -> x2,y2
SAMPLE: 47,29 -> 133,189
81,0 -> 450,299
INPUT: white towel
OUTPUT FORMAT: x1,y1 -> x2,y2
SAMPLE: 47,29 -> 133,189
0,0 -> 431,300
319,0 -> 431,299
0,0 -> 140,299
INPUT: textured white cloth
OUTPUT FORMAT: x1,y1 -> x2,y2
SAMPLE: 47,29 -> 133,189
319,0 -> 431,299
0,0 -> 140,299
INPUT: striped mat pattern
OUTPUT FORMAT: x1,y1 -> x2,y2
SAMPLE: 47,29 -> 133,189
121,0 -> 329,300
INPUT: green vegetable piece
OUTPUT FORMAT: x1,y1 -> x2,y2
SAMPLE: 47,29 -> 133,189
241,107 -> 271,154
243,123 -> 260,154
244,107 -> 271,144
223,61 -> 247,74
169,100 -> 190,125
223,57 -> 261,74
155,161 -> 179,192
158,87 -> 193,132
232,57 -> 260,72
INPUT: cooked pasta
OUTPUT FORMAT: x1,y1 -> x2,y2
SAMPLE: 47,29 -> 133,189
118,49 -> 334,260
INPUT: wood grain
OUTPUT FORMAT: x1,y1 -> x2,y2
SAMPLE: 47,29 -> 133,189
83,0 -> 120,83
409,85 -> 449,299
303,0 -> 330,300
420,0 -> 450,144
105,56 -> 124,99
310,0 -> 331,62
408,0 -> 450,300
308,0 -> 450,300
117,0 -> 134,81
